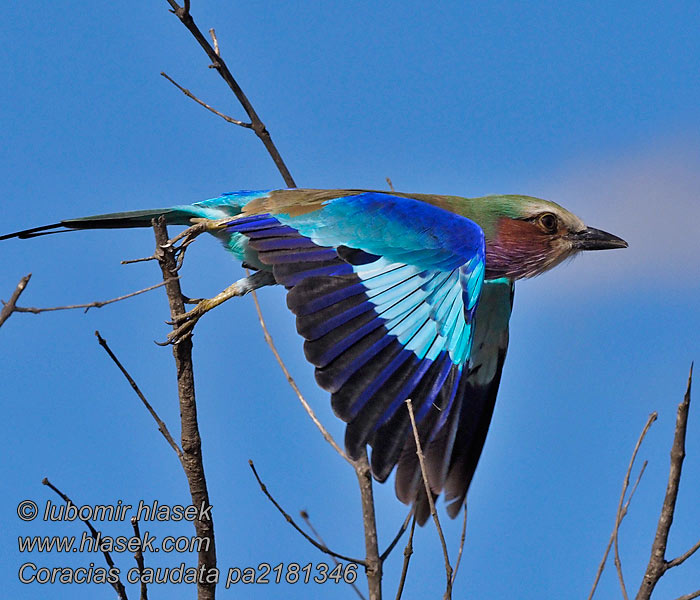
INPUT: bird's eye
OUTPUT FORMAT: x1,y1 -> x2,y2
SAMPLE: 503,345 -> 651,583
538,212 -> 558,233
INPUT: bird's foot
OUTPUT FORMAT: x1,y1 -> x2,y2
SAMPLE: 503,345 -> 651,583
160,269 -> 276,345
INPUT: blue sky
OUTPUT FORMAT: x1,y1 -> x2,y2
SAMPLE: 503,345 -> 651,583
2,1 -> 699,599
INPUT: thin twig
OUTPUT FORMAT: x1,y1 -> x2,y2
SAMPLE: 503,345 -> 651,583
130,517 -> 148,600
209,28 -> 219,57
248,460 -> 364,565
616,414 -> 658,599
386,178 -> 395,192
636,364 -> 694,600
249,284 -> 349,462
163,0 -> 296,187
394,514 -> 416,600
380,509 -> 413,561
352,449 -> 383,600
153,218 -> 217,600
301,510 -> 367,600
451,503 -> 468,586
667,539 -> 700,569
42,478 -> 128,600
0,273 -> 32,327
161,72 -> 252,128
405,398 -> 452,599
95,330 -> 184,461
588,414 -> 657,600
8,280 -> 169,315
675,591 -> 700,600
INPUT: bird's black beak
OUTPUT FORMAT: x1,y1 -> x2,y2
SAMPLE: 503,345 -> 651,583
568,227 -> 628,251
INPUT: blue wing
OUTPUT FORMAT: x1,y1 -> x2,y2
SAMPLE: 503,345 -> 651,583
227,192 -> 491,518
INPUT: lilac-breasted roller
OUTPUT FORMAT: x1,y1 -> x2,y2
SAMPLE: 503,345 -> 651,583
1,189 -> 627,523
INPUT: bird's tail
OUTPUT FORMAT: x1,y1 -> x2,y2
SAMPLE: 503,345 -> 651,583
0,208 -> 199,241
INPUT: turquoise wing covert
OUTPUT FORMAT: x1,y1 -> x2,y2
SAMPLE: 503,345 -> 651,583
226,192 -> 494,520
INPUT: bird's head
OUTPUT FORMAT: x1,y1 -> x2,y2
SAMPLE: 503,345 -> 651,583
477,195 -> 628,280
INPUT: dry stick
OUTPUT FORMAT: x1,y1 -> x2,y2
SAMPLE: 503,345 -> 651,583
152,218 -> 217,600
394,515 -> 417,600
95,330 -> 184,461
249,284 -> 382,598
616,413 -> 658,599
675,591 -> 700,600
130,517 -> 148,600
386,178 -> 395,192
667,538 -> 700,569
208,28 -> 219,57
301,510 -> 367,600
451,503 -> 468,586
589,460 -> 648,600
162,4 -> 385,596
636,364 -> 695,600
248,285 -> 349,461
0,273 -> 32,327
354,448 -> 383,600
248,460 -> 364,564
9,280 -> 169,315
405,399 -> 453,600
42,478 -> 128,600
588,413 -> 657,600
161,73 -> 252,128
164,0 -> 296,187
380,509 -> 414,561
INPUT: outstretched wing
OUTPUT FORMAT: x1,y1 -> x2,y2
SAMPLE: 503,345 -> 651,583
227,192 -> 493,518
396,278 -> 514,522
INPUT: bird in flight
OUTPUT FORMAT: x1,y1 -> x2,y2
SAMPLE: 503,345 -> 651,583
1,189 -> 627,523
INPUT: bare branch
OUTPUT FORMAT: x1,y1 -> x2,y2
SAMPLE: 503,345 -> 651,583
386,178 -> 395,192
380,509 -> 413,561
152,217 -> 217,600
42,478 -> 128,600
394,514 -> 416,600
301,510 -> 367,600
161,72 -> 252,128
667,538 -> 700,569
636,364 -> 694,600
675,591 -> 700,600
163,0 -> 296,187
250,280 -> 381,598
249,284 -> 349,461
616,413 -> 658,599
8,280 -> 169,315
352,449 -> 383,600
95,330 -> 183,461
0,273 -> 32,328
451,503 -> 468,586
589,414 -> 656,600
248,460 -> 364,565
405,399 -> 452,599
130,517 -> 148,600
209,28 -> 219,57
